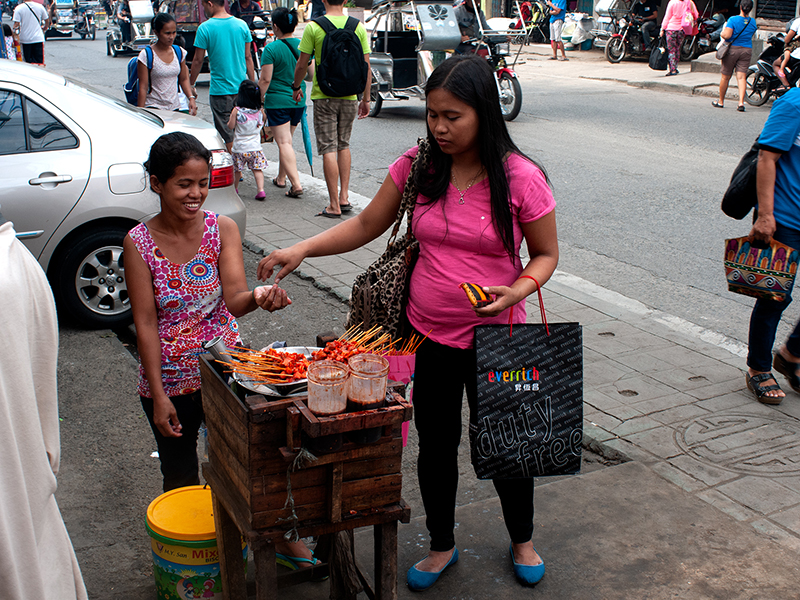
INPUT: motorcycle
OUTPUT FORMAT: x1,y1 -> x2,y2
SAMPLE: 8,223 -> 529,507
745,32 -> 800,106
680,15 -> 719,61
368,0 -> 523,121
74,1 -> 98,40
247,11 -> 272,71
604,13 -> 648,63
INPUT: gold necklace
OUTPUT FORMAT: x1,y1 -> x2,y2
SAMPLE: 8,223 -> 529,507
451,167 -> 484,205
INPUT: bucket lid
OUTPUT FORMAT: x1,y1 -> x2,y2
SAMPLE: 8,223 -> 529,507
146,485 -> 216,541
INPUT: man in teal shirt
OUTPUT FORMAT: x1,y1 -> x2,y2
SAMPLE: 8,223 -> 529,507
190,0 -> 254,151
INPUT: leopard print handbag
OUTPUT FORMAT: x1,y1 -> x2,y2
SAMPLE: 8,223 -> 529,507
346,139 -> 430,338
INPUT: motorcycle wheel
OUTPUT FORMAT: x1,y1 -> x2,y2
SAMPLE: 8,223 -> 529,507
498,72 -> 522,121
91,24 -> 96,41
80,31 -> 86,39
679,36 -> 696,62
605,37 -> 626,63
745,71 -> 771,106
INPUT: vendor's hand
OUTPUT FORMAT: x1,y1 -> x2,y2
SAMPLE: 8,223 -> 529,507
153,396 -> 182,438
750,213 -> 777,245
472,285 -> 523,318
357,99 -> 369,119
188,96 -> 197,116
254,284 -> 292,312
257,245 -> 306,284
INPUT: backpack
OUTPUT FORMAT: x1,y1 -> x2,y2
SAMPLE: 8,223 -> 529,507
313,16 -> 368,98
123,45 -> 184,105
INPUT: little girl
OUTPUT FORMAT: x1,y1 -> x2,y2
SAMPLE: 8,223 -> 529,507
776,37 -> 800,88
227,80 -> 268,200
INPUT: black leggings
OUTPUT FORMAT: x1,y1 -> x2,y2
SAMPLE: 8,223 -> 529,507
141,391 -> 204,493
413,335 -> 534,552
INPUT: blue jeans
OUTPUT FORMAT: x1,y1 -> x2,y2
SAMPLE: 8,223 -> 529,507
747,223 -> 800,372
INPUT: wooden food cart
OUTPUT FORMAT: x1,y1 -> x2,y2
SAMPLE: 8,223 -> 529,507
199,354 -> 412,600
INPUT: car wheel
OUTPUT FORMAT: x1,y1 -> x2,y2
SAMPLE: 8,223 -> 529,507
52,226 -> 132,329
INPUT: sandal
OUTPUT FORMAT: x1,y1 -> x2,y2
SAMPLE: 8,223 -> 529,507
286,187 -> 304,198
745,372 -> 784,405
737,105 -> 746,112
773,353 -> 800,394
711,101 -> 724,108
276,553 -> 321,570
272,177 -> 286,189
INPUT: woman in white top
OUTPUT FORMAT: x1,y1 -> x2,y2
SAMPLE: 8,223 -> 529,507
137,13 -> 196,115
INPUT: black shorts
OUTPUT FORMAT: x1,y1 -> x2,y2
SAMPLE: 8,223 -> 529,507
21,42 -> 44,65
266,106 -> 305,127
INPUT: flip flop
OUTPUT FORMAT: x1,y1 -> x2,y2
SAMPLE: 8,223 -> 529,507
272,177 -> 286,189
773,353 -> 800,394
339,203 -> 353,212
711,101 -> 724,108
737,105 -> 746,112
745,372 -> 784,405
276,553 -> 321,570
286,187 -> 304,198
316,208 -> 341,219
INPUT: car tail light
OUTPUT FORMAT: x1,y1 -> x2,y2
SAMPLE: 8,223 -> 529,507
210,150 -> 234,189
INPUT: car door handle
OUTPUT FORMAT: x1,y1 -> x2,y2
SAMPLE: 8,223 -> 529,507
29,175 -> 73,185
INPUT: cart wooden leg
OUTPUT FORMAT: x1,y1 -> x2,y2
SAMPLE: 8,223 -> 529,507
211,492 -> 247,600
374,521 -> 398,600
252,538 -> 278,600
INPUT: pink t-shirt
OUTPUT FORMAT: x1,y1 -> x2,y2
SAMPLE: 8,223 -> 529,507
389,147 -> 556,350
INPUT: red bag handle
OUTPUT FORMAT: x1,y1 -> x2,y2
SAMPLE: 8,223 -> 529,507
508,275 -> 549,337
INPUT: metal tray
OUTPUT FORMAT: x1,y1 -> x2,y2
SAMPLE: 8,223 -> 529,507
232,346 -> 321,397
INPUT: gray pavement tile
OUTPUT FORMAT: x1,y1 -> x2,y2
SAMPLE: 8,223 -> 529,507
584,359 -> 635,386
668,455 -> 739,487
597,437 -> 659,463
649,402 -> 712,425
647,362 -> 743,391
584,410 -> 623,432
583,334 -> 636,357
624,427 -> 683,459
550,306 -> 615,326
696,488 -> 761,521
596,374 -> 678,403
694,391 -> 753,412
770,505 -> 800,537
647,346 -> 717,368
583,423 -> 619,443
750,519 -> 800,554
683,379 -> 749,401
612,350 -> 674,374
256,231 -> 304,245
610,415 -> 662,437
584,388 -> 624,411
650,461 -> 707,493
717,477 -> 800,515
533,295 -> 586,314
629,392 -> 697,415
332,285 -> 353,302
775,476 -> 800,495
773,398 -> 800,421
602,403 -> 646,422
583,347 -> 606,365
246,223 -> 286,235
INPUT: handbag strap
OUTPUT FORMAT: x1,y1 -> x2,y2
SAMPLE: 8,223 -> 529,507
387,137 -> 430,246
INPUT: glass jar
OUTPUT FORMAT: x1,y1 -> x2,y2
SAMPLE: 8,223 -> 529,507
307,360 -> 349,416
347,353 -> 390,412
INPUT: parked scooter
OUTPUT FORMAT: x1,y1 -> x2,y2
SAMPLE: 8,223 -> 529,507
604,10 -> 648,63
74,2 -> 98,40
745,33 -> 800,106
680,15 -> 717,61
247,11 -> 272,71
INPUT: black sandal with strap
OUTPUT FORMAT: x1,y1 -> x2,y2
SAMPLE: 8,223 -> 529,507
746,372 -> 784,405
773,353 -> 800,394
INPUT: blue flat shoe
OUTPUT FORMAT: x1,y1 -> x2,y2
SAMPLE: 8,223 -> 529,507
406,548 -> 458,591
510,544 -> 545,585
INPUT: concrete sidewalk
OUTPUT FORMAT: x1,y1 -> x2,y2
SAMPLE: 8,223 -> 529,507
240,102 -> 800,595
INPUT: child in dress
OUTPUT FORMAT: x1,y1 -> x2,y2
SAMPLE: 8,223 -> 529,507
776,37 -> 800,88
227,79 -> 268,200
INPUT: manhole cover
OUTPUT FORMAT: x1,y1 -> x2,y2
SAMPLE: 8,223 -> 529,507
676,413 -> 800,476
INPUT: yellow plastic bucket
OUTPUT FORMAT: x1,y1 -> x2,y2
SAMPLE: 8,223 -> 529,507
146,485 -> 247,600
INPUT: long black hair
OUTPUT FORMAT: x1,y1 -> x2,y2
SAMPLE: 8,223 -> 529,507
416,54 -> 549,262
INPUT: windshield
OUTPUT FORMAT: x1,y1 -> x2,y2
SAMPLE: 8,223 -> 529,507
63,77 -> 164,127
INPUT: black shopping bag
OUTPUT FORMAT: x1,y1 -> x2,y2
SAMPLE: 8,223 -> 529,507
469,323 -> 583,479
649,38 -> 668,71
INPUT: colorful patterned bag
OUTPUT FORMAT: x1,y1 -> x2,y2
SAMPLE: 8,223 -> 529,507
724,236 -> 799,302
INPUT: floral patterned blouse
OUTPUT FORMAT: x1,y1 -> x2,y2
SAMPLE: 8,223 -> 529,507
129,211 -> 241,397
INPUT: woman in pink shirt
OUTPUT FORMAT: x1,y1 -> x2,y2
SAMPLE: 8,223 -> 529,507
257,54 -> 559,589
660,0 -> 698,75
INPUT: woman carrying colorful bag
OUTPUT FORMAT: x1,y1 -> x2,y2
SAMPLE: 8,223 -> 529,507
257,54 -> 559,588
659,0 -> 698,76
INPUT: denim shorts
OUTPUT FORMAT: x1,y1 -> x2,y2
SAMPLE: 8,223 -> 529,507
266,106 -> 306,127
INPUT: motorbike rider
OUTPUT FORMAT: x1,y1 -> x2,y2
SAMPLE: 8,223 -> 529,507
708,0 -> 736,42
773,16 -> 800,86
229,0 -> 263,27
632,0 -> 658,50
454,0 -> 506,54
117,0 -> 132,43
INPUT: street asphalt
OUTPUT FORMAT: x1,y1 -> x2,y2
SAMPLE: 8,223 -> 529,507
237,46 -> 800,597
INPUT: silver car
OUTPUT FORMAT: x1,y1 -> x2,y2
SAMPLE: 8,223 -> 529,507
0,60 -> 246,329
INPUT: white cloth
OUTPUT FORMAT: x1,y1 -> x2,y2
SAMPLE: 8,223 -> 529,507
12,1 -> 47,44
231,107 -> 264,153
138,46 -> 183,111
0,221 -> 88,600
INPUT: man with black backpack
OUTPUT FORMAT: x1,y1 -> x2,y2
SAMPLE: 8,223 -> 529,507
290,0 -> 371,218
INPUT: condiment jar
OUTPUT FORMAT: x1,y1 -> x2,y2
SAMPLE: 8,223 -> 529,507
347,353 -> 390,412
307,360 -> 348,416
